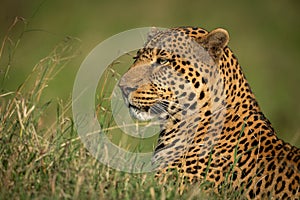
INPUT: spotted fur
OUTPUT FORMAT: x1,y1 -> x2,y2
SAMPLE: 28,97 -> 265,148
118,26 -> 300,199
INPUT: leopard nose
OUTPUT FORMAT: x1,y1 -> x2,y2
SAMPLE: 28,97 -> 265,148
118,84 -> 137,98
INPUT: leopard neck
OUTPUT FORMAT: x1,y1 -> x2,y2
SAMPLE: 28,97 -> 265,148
219,47 -> 278,139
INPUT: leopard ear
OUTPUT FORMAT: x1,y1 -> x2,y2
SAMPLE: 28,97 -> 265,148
198,28 -> 229,62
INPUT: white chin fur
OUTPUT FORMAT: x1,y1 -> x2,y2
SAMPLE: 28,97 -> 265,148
129,107 -> 155,121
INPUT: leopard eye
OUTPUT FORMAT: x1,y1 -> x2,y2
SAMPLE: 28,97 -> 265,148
157,58 -> 169,65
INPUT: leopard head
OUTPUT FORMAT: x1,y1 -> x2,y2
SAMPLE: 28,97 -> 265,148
119,27 -> 229,123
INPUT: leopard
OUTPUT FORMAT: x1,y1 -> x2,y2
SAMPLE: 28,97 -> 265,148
118,26 -> 300,199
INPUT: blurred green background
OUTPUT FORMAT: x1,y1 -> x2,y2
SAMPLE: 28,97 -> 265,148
1,0 -> 299,146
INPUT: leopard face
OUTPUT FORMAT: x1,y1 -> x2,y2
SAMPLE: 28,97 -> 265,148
119,28 -> 226,121
118,27 -> 300,199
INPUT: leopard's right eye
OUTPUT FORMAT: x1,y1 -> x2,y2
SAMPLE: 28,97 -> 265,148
157,58 -> 169,65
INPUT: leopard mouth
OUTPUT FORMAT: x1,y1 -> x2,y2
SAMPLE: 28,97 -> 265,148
119,88 -> 162,121
128,104 -> 156,121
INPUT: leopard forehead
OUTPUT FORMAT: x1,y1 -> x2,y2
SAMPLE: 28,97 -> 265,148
135,28 -> 212,64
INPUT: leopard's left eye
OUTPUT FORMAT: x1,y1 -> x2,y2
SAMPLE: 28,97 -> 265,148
157,58 -> 169,65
